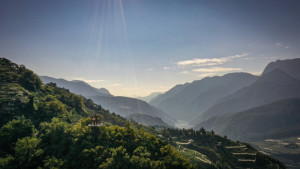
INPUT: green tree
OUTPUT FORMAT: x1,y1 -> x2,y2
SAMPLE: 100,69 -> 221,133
42,156 -> 64,169
0,155 -> 15,169
100,146 -> 131,169
15,137 -> 43,169
0,116 -> 36,154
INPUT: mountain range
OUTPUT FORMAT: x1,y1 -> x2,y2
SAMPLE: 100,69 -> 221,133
39,76 -> 175,127
148,58 -> 300,168
1,57 -> 286,169
89,95 -> 176,126
40,76 -> 112,97
150,73 -> 258,121
192,68 -> 300,125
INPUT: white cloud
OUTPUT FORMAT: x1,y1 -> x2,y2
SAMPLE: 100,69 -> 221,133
180,71 -> 189,74
276,42 -> 282,47
146,68 -> 154,71
285,46 -> 289,49
193,67 -> 242,73
249,71 -> 262,76
73,77 -> 106,83
163,67 -> 170,70
111,83 -> 122,87
176,53 -> 248,67
242,57 -> 255,60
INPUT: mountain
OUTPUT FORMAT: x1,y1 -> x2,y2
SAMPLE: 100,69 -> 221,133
96,87 -> 111,96
192,68 -> 300,125
40,76 -> 174,127
0,58 -> 198,169
89,95 -> 176,126
135,92 -> 162,103
0,58 -> 287,169
262,58 -> 300,81
150,73 -> 258,121
195,98 -> 300,142
127,114 -> 172,128
39,76 -> 112,97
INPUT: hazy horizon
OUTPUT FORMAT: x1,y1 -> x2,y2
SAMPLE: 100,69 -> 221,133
1,0 -> 300,97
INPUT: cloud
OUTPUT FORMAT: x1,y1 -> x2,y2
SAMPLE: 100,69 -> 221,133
242,57 -> 255,60
249,71 -> 262,76
193,67 -> 242,73
146,68 -> 154,71
180,71 -> 189,74
176,53 -> 248,67
73,77 -> 106,83
163,67 -> 170,70
285,46 -> 289,49
276,42 -> 282,47
111,83 -> 122,87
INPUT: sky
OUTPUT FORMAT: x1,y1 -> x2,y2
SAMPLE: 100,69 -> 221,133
1,0 -> 300,97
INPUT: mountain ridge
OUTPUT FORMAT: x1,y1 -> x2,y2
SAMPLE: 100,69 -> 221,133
40,76 -> 112,97
192,68 -> 300,125
40,76 -> 175,127
150,72 -> 258,121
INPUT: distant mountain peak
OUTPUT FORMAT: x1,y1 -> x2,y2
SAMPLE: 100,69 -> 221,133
262,58 -> 300,80
258,68 -> 300,85
39,76 -> 112,97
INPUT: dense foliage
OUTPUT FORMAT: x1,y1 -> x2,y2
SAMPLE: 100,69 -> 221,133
0,116 -> 195,169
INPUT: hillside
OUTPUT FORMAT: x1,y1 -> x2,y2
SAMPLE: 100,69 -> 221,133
40,76 -> 174,127
40,76 -> 112,97
195,98 -> 300,142
150,73 -> 257,121
0,58 -> 286,169
192,69 -> 300,124
161,128 -> 286,169
89,95 -> 176,126
0,58 -> 197,169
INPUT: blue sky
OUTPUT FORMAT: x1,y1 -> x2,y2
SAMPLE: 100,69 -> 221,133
1,0 -> 300,96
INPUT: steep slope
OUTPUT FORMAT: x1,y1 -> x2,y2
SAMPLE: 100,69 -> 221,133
195,98 -> 300,142
150,83 -> 187,106
0,58 -> 129,127
39,76 -> 112,97
127,114 -> 172,128
135,92 -> 162,103
150,73 -> 258,121
262,58 -> 300,81
192,69 -> 300,124
40,76 -> 174,127
89,95 -> 176,126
